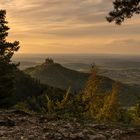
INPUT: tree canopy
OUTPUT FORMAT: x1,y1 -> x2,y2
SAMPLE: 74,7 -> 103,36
107,0 -> 140,25
0,10 -> 20,63
0,10 -> 20,107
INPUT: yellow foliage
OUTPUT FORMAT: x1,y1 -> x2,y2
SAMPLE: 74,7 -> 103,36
97,83 -> 121,122
56,87 -> 71,109
46,95 -> 54,114
82,66 -> 104,118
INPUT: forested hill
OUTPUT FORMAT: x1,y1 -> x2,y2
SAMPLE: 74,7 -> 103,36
24,59 -> 140,107
2,69 -> 66,108
24,59 -> 89,92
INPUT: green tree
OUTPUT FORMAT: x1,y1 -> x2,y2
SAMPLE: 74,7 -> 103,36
0,10 -> 19,62
107,0 -> 140,25
0,10 -> 20,107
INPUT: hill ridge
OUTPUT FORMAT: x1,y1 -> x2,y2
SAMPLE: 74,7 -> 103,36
24,60 -> 140,107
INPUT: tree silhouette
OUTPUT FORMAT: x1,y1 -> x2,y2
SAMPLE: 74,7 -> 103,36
107,0 -> 140,25
0,10 -> 20,63
0,10 -> 20,107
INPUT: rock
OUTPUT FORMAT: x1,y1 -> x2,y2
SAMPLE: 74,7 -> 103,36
62,132 -> 69,138
125,128 -> 137,135
12,110 -> 31,116
20,136 -> 24,139
0,109 -> 140,140
69,132 -> 84,140
76,132 -> 84,138
0,118 -> 15,127
69,134 -> 77,139
111,129 -> 125,139
88,134 -> 107,140
75,122 -> 81,127
28,135 -> 33,139
82,129 -> 89,134
87,124 -> 107,130
58,128 -> 67,134
103,131 -> 112,138
63,123 -> 73,129
0,130 -> 5,137
112,129 -> 124,136
54,133 -> 62,140
39,116 -> 48,123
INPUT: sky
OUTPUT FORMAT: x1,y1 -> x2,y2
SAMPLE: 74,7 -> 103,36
0,0 -> 140,54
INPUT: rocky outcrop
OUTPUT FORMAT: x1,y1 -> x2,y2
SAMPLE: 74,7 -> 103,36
0,110 -> 140,140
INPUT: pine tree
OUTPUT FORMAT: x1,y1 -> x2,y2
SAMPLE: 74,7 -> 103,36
97,83 -> 121,122
0,10 -> 20,108
0,10 -> 19,62
107,0 -> 140,25
82,66 -> 104,118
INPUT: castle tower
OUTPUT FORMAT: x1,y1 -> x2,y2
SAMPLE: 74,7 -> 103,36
45,58 -> 54,65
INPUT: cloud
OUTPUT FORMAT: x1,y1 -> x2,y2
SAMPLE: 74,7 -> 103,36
0,0 -> 139,54
107,39 -> 140,48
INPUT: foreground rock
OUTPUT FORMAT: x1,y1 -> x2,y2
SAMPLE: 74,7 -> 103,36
0,110 -> 140,140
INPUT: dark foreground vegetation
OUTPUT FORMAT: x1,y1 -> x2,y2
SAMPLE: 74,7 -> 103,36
13,67 -> 140,126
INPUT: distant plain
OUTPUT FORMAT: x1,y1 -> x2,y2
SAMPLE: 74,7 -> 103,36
13,53 -> 140,86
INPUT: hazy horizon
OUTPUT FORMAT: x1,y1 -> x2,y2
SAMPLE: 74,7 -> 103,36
12,53 -> 140,86
13,52 -> 140,57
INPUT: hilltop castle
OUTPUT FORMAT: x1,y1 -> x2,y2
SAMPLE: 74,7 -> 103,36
44,58 -> 54,65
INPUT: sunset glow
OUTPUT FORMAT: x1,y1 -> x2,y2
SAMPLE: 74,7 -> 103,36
1,0 -> 140,54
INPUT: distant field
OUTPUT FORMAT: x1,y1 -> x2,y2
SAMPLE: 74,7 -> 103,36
13,53 -> 140,85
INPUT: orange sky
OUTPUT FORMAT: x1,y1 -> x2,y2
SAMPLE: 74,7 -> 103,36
1,0 -> 140,54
